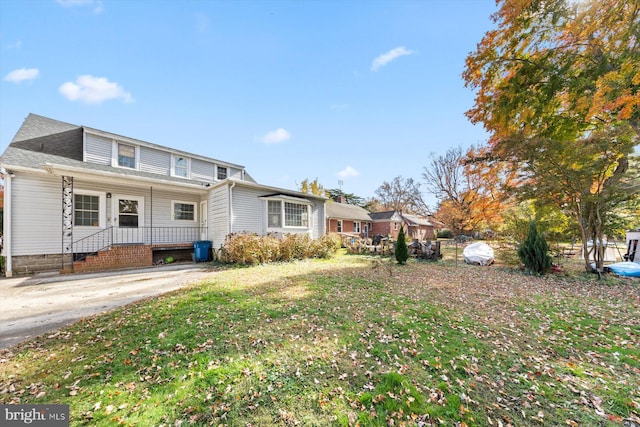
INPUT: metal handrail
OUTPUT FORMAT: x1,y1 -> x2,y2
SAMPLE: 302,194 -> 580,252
72,226 -> 206,261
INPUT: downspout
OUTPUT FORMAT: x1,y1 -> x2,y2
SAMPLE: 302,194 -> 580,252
3,169 -> 12,277
150,187 -> 153,246
323,202 -> 328,235
228,181 -> 235,235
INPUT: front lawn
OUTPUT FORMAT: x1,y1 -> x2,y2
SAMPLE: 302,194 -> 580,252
1,254 -> 638,426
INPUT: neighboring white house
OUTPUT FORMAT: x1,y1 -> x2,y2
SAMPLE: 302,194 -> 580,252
0,114 -> 326,276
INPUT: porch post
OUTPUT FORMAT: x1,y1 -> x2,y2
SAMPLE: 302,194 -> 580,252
62,176 -> 73,271
3,170 -> 13,277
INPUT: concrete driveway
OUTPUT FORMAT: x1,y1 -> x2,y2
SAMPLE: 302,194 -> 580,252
0,263 -> 216,350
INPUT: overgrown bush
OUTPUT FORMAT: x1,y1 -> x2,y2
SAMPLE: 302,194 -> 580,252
309,233 -> 343,258
518,221 -> 552,275
437,228 -> 453,239
395,227 -> 409,265
219,232 -> 341,264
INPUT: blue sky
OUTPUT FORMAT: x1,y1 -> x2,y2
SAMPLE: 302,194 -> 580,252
0,0 -> 496,205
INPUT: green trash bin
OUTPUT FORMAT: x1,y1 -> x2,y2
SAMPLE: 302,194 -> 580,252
194,240 -> 212,262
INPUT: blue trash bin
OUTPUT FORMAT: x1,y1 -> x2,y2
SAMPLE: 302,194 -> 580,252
194,240 -> 212,262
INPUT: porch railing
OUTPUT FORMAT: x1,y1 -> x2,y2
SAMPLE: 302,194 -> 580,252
72,226 -> 206,260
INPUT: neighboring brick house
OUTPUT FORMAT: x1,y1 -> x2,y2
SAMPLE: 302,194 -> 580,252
402,213 -> 436,240
369,210 -> 435,240
325,199 -> 372,238
369,210 -> 404,239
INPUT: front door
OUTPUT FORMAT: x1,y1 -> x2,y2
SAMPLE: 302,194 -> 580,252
113,195 -> 144,244
200,201 -> 208,240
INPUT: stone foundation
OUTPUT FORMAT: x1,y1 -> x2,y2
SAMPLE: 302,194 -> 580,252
10,253 -> 73,276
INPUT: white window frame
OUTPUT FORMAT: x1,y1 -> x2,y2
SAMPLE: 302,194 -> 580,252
268,200 -> 282,228
264,198 -> 312,230
172,155 -> 190,178
74,190 -> 106,228
394,222 -> 399,231
284,201 -> 310,228
354,221 -> 361,233
337,219 -> 343,233
112,141 -> 139,170
216,165 -> 228,180
171,200 -> 197,222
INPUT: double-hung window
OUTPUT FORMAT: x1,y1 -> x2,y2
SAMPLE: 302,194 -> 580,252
337,220 -> 343,233
217,166 -> 228,180
172,201 -> 196,221
354,221 -> 361,233
173,155 -> 189,178
117,143 -> 136,169
268,200 -> 282,227
74,191 -> 105,228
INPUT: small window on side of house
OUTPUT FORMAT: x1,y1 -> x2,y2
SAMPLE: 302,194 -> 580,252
268,200 -> 282,227
118,143 -> 136,168
173,156 -> 188,178
337,220 -> 343,233
172,201 -> 196,221
217,166 -> 228,180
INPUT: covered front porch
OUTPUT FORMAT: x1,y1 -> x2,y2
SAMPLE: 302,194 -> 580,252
58,171 -> 212,273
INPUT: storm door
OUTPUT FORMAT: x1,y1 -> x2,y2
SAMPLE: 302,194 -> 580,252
113,195 -> 144,244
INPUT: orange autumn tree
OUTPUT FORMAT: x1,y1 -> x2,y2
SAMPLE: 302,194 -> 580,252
464,0 -> 639,271
423,146 -> 515,236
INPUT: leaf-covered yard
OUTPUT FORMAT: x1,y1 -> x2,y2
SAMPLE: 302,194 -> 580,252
1,254 -> 638,426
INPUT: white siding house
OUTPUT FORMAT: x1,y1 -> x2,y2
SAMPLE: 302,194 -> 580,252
1,114 -> 326,276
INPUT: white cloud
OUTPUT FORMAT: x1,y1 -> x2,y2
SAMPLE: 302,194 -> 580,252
56,0 -> 103,14
59,75 -> 134,104
260,128 -> 291,144
371,46 -> 414,71
337,166 -> 359,178
4,68 -> 40,83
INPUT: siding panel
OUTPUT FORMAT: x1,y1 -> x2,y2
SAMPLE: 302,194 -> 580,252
231,187 -> 263,234
229,167 -> 243,180
85,134 -> 112,165
192,159 -> 214,182
11,173 -> 63,255
210,185 -> 228,249
140,147 -> 171,175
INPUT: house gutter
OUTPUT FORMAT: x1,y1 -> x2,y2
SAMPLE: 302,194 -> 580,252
228,181 -> 236,235
2,168 -> 13,277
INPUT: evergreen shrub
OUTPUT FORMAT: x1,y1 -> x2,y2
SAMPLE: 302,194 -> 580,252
518,221 -> 552,275
395,227 -> 409,265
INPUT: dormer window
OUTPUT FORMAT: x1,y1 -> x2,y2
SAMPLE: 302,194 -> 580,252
118,143 -> 136,169
217,166 -> 228,180
173,155 -> 189,178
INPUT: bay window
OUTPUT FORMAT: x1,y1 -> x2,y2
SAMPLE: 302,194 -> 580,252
265,197 -> 312,229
